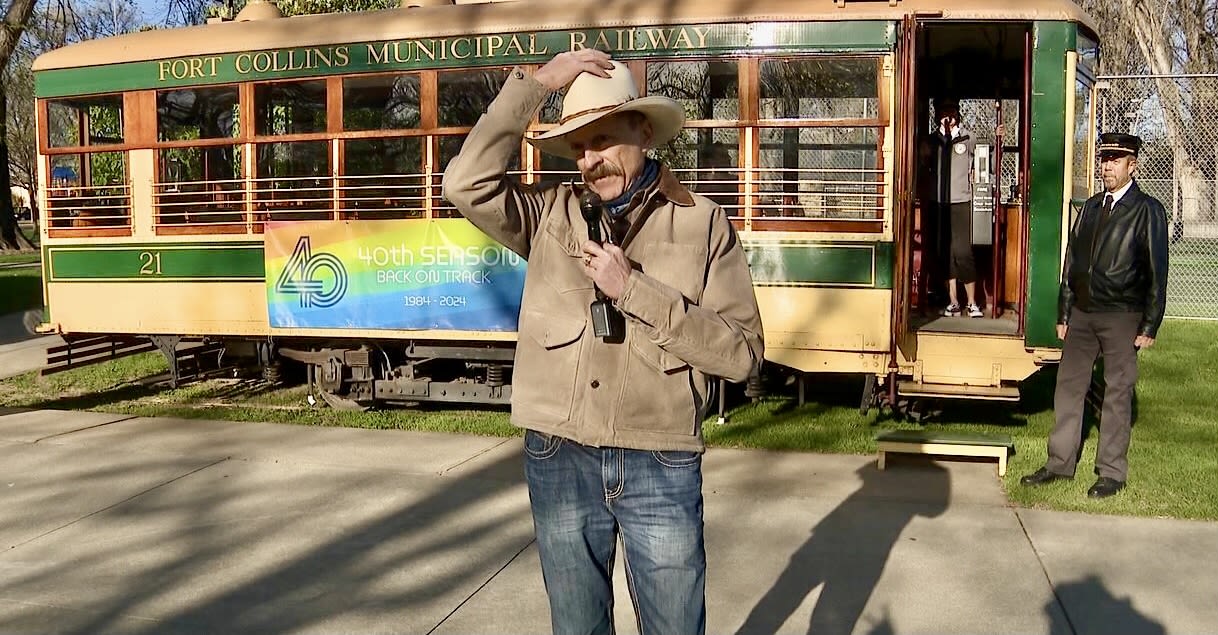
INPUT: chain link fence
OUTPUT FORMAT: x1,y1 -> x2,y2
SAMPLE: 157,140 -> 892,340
1096,75 -> 1218,320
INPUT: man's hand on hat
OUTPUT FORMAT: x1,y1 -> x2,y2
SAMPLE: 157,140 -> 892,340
581,240 -> 631,300
534,49 -> 614,91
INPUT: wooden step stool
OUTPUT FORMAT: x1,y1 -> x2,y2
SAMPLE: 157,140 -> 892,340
875,430 -> 1015,476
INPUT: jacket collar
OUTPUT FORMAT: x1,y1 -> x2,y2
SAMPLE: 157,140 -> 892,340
1104,178 -> 1137,207
655,165 -> 695,207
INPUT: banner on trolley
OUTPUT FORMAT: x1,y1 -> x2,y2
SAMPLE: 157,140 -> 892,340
265,219 -> 527,331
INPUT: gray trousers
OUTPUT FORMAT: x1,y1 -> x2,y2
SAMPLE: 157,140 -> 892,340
1047,310 -> 1141,481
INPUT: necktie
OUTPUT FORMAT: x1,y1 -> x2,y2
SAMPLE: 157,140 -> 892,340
1102,193 -> 1114,221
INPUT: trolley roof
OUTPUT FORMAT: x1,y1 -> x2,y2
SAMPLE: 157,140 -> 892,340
34,0 -> 1097,71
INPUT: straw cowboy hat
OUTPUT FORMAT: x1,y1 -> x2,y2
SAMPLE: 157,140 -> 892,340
528,61 -> 686,160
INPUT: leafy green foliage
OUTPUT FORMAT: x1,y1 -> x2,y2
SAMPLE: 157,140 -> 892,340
211,0 -> 399,20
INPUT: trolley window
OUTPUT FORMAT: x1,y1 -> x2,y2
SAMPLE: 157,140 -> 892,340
343,74 -> 422,131
157,86 -> 240,141
255,80 -> 327,136
47,94 -> 125,148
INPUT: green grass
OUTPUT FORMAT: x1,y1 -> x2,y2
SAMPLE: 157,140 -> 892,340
2,319 -> 1216,520
1168,238 -> 1218,318
0,265 -> 43,315
0,352 -> 516,436
0,252 -> 40,266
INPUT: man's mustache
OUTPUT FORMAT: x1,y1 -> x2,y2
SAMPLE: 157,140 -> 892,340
583,164 -> 623,182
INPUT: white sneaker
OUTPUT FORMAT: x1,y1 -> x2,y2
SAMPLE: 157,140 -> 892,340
967,303 -> 983,318
942,303 -> 961,317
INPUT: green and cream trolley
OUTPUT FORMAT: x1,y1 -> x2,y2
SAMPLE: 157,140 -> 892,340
32,0 -> 1100,408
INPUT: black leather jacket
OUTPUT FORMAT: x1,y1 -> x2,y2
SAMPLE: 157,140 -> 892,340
1058,180 -> 1169,337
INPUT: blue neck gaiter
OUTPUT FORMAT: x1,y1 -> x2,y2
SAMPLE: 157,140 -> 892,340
604,159 -> 660,218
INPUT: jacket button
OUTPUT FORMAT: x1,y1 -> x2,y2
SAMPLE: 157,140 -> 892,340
514,70 -> 524,80
590,379 -> 600,389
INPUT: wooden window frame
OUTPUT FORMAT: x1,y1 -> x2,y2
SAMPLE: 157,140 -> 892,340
40,92 -> 132,155
38,52 -> 895,236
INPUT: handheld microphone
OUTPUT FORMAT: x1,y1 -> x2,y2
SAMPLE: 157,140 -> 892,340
580,191 -> 604,244
578,190 -> 624,342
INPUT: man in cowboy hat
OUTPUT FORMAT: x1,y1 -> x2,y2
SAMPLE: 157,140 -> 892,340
1020,132 -> 1168,499
443,49 -> 763,634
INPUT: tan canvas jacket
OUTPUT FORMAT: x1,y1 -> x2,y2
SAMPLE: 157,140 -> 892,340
442,68 -> 763,452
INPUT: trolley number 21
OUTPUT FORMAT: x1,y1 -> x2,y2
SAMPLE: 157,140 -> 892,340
138,251 -> 163,275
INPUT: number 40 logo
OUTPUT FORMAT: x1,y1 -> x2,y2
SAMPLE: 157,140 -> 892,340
275,236 -> 349,308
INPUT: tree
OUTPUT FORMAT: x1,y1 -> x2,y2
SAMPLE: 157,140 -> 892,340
190,0 -> 397,23
4,31 -> 35,227
0,0 -> 38,251
2,0 -> 144,248
1081,0 -> 1218,224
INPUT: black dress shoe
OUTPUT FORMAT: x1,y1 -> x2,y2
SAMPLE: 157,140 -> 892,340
1020,467 -> 1073,486
1087,477 -> 1126,499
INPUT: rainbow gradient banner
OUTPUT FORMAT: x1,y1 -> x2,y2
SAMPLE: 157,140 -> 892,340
265,219 -> 527,331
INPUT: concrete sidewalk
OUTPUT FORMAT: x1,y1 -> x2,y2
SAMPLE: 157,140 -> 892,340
0,408 -> 1213,634
0,310 -> 60,381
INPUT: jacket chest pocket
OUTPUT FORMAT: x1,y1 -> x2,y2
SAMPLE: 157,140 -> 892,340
541,218 -> 594,295
514,308 -> 587,422
639,242 -> 708,304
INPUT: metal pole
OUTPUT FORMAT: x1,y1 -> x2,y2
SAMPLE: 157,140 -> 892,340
715,378 -> 728,426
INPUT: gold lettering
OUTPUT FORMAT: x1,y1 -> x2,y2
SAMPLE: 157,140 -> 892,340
252,52 -> 273,73
674,28 -> 694,49
157,60 -> 171,81
393,42 -> 411,63
615,29 -> 632,51
235,53 -> 252,74
368,43 -> 390,65
646,29 -> 674,49
504,35 -> 525,57
205,56 -> 221,76
416,39 -> 436,61
475,36 -> 485,58
312,47 -> 331,68
692,26 -> 711,48
569,32 -> 587,50
593,31 -> 612,51
188,57 -> 204,78
529,33 -> 549,55
487,35 -> 503,57
334,46 -> 350,67
452,37 -> 471,59
170,59 -> 190,79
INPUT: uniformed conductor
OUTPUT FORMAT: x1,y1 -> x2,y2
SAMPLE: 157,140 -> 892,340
1021,132 -> 1168,499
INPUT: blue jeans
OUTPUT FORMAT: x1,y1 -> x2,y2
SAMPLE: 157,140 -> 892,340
524,429 -> 706,635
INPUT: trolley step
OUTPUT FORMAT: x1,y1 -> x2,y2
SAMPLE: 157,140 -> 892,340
875,429 -> 1014,476
897,381 -> 1020,401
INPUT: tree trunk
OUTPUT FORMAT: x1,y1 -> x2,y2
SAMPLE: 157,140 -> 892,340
0,91 -> 34,252
1177,162 -> 1207,225
1124,0 -> 1207,225
0,0 -> 38,68
0,0 -> 41,251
